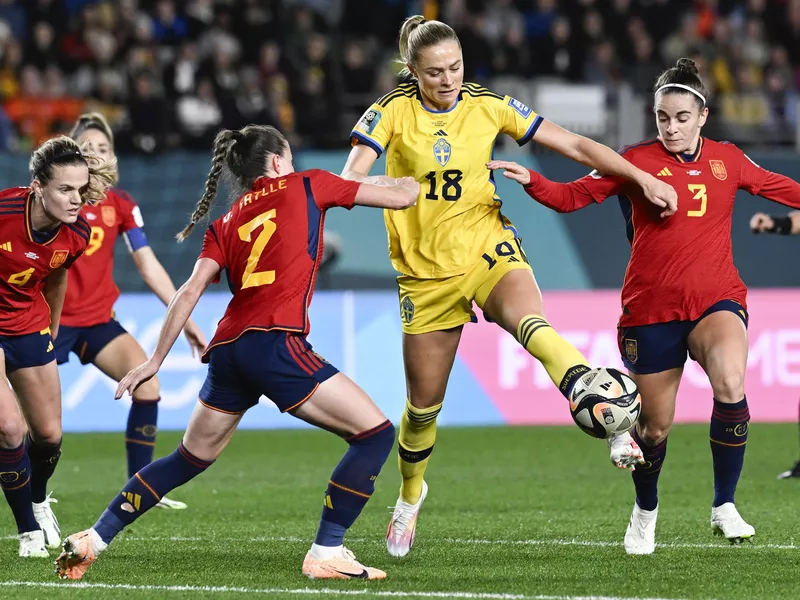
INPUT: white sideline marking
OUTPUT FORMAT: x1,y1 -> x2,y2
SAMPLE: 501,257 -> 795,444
2,534 -> 795,550
0,581 -> 688,600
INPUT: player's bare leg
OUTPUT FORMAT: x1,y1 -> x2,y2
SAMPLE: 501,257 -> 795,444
481,268 -> 590,398
623,368 -> 682,554
57,402 -> 241,579
10,361 -> 63,549
689,310 -> 754,543
93,334 -> 185,509
387,327 -> 461,557
0,351 -> 48,557
293,374 -> 392,579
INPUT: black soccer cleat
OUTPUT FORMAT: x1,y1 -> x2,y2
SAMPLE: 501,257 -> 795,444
777,460 -> 800,480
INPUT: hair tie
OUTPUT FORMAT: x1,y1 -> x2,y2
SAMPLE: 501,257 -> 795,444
35,150 -> 84,178
655,83 -> 706,106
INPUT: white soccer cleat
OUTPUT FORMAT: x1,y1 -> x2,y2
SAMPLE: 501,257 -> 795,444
386,481 -> 428,558
19,530 -> 48,558
608,431 -> 644,471
156,495 -> 188,510
33,492 -> 61,548
624,503 -> 658,555
711,503 -> 755,544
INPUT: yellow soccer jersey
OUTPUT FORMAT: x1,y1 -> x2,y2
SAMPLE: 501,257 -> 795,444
351,82 -> 543,279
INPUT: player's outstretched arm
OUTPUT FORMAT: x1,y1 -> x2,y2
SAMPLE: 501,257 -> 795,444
341,144 -> 399,187
531,120 -> 677,218
131,246 -> 208,357
43,266 -> 68,340
354,177 -> 420,210
750,211 -> 800,235
486,160 -> 613,213
115,257 -> 220,399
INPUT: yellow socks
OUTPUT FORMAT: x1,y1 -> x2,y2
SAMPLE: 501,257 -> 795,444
517,314 -> 590,397
397,399 -> 441,504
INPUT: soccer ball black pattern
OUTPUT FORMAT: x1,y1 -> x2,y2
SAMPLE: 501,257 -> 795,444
568,367 -> 641,439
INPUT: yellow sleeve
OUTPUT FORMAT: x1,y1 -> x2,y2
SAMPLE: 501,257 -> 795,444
496,95 -> 544,146
350,101 -> 394,157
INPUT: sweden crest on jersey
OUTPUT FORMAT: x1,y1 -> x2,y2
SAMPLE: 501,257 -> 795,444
433,138 -> 451,166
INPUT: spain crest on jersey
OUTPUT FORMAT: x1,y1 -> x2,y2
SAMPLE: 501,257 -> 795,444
102,205 -> 116,227
50,249 -> 69,269
433,138 -> 451,166
623,338 -> 638,364
709,160 -> 727,181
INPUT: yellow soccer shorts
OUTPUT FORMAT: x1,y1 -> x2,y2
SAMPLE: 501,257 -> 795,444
397,229 -> 533,334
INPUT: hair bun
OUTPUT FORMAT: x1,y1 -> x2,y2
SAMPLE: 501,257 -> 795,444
675,58 -> 699,76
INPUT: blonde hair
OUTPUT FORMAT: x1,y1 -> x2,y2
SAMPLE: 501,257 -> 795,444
29,135 -> 116,206
69,112 -> 119,186
398,16 -> 459,80
177,125 -> 288,242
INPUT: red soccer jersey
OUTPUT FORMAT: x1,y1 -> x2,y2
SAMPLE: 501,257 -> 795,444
0,187 -> 90,336
61,188 -> 144,327
199,169 -> 360,361
524,137 -> 800,327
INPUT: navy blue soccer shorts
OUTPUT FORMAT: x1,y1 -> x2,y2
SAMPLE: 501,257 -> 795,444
54,319 -> 128,365
199,330 -> 339,414
618,299 -> 749,375
0,329 -> 56,373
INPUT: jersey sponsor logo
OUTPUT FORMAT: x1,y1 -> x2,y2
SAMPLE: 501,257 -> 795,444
358,109 -> 381,135
623,338 -> 638,364
25,251 -> 39,260
101,205 -> 116,227
509,97 -> 532,118
85,212 -> 97,220
657,167 -> 673,177
49,249 -> 69,268
400,295 -> 415,324
688,169 -> 702,176
710,160 -> 727,181
132,205 -> 144,227
433,138 -> 452,166
0,241 -> 11,252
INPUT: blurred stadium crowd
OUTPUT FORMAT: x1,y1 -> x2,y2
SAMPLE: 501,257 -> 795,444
0,0 -> 797,153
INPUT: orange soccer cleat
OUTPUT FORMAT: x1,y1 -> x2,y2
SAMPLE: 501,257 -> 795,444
302,546 -> 386,580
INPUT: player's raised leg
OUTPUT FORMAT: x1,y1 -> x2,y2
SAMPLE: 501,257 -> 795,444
92,332 -> 186,509
388,327 -> 461,557
56,401 -> 238,579
0,351 -> 47,557
10,360 -> 64,549
479,268 -> 591,397
623,368 -> 682,554
292,373 -> 394,579
688,308 -> 754,543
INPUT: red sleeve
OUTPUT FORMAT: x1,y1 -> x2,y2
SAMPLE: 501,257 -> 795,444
523,169 -> 624,213
308,169 -> 361,210
736,147 -> 800,208
63,250 -> 84,270
198,224 -> 226,283
114,189 -> 144,233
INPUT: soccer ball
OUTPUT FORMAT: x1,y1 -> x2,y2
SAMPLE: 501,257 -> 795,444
568,367 -> 641,439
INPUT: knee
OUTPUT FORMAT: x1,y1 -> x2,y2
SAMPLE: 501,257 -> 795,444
711,370 -> 744,404
132,375 -> 160,402
28,427 -> 62,447
636,421 -> 671,446
0,416 -> 25,449
351,421 -> 395,461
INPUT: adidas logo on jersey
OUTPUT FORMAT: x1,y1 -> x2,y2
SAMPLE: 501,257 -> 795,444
434,130 -> 448,137
657,167 -> 673,177
0,242 -> 11,252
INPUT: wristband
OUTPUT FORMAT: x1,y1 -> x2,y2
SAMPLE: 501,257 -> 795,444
769,216 -> 792,235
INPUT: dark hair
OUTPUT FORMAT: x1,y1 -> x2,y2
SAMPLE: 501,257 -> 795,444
177,125 -> 288,241
653,58 -> 708,109
398,16 -> 460,80
29,135 -> 115,205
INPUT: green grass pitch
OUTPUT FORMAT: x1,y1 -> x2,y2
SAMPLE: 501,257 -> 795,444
0,424 -> 798,599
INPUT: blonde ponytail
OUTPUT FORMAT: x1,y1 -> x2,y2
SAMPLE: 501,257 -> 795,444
397,16 -> 459,80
